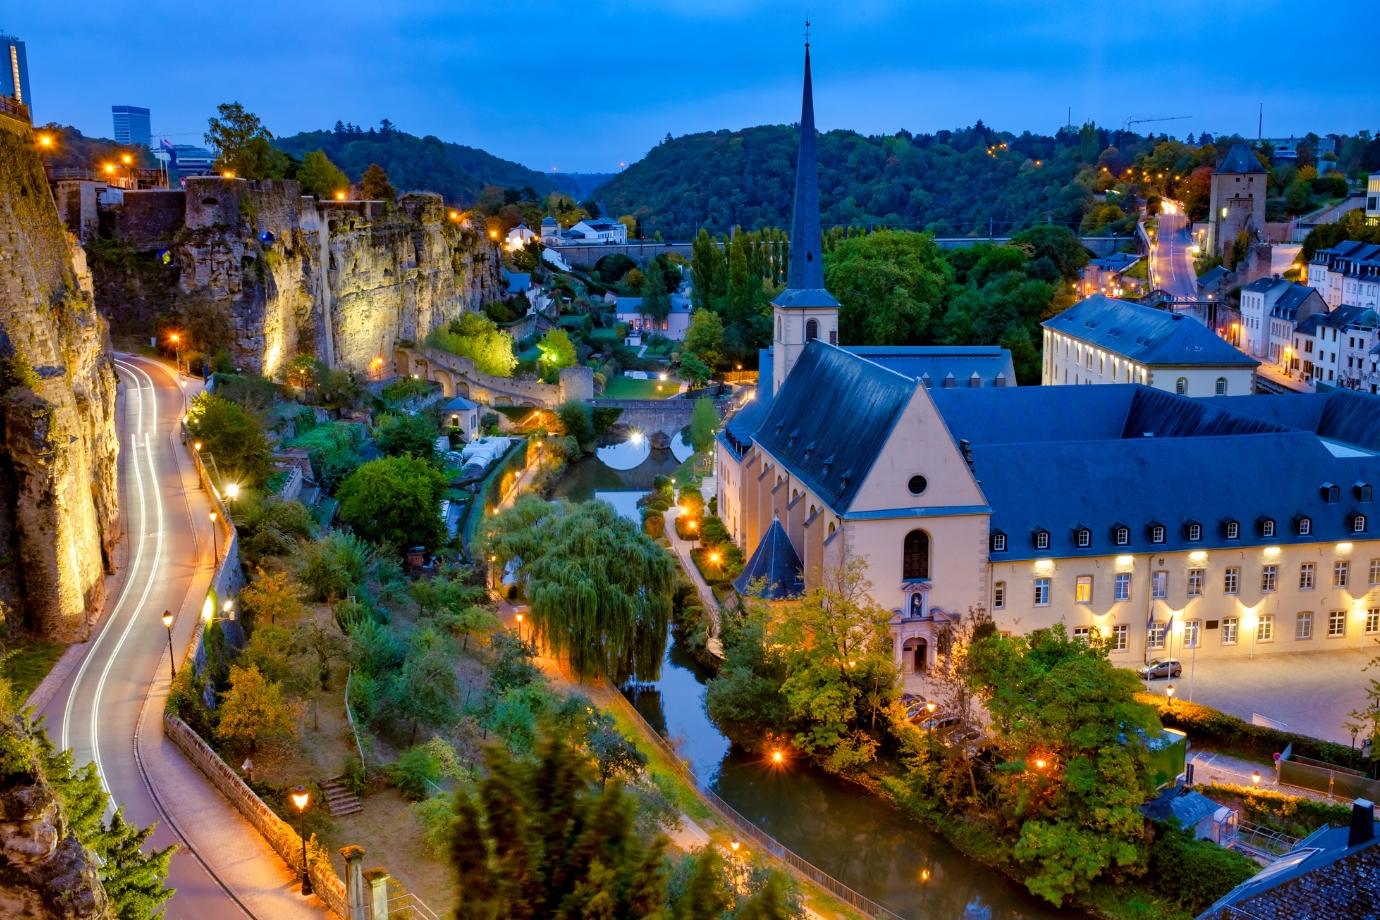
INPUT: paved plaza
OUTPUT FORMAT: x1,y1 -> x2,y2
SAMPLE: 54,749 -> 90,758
1133,646 -> 1379,746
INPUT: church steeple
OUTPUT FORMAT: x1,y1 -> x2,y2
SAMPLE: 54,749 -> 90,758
786,44 -> 825,291
771,33 -> 839,395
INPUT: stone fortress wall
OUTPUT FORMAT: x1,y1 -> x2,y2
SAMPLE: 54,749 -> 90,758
0,113 -> 120,642
85,177 -> 507,380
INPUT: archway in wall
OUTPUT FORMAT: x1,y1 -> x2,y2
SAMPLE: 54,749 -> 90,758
494,395 -> 513,407
902,637 -> 928,673
432,369 -> 455,398
455,381 -> 471,399
392,349 -> 412,376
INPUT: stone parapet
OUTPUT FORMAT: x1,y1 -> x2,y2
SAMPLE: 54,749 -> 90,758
163,714 -> 348,919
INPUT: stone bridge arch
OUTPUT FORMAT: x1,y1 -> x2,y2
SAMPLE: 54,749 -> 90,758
431,368 -> 455,398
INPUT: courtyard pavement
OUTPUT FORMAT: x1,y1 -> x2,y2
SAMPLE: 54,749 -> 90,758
1131,646 -> 1379,746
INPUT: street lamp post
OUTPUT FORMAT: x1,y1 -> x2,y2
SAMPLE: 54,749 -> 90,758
169,333 -> 182,376
1166,683 -> 1175,711
291,786 -> 313,895
161,611 -> 176,681
209,511 -> 219,563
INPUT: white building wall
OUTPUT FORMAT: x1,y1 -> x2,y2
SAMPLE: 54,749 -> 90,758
1042,329 -> 1253,396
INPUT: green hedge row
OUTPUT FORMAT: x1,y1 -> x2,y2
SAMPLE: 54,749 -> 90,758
1138,694 -> 1366,771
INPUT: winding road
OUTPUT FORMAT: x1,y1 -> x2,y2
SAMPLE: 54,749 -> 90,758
37,354 -> 249,920
1148,200 -> 1198,299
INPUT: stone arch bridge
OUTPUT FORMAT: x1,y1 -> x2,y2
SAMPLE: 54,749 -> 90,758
393,345 -> 591,408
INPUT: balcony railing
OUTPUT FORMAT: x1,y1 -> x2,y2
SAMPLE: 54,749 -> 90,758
0,95 -> 30,123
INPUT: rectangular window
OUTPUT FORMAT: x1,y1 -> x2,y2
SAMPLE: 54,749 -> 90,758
1072,626 -> 1090,642
1370,559 -> 1380,586
1111,624 -> 1128,651
1222,617 -> 1239,644
993,582 -> 1005,610
1329,610 -> 1347,637
1034,579 -> 1050,606
1300,563 -> 1315,590
1188,569 -> 1204,597
1368,609 -> 1380,635
1224,567 -> 1240,595
1335,561 -> 1349,588
1257,615 -> 1274,642
1152,526 -> 1166,543
1297,612 -> 1313,639
1261,565 -> 1277,592
1036,532 -> 1050,550
992,533 -> 1006,552
1115,573 -> 1131,602
1152,571 -> 1168,599
1075,576 -> 1093,604
1149,623 -> 1166,649
1077,530 -> 1090,548
1262,519 -> 1276,537
1184,619 -> 1200,648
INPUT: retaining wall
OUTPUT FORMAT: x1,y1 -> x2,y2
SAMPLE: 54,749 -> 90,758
592,398 -> 698,437
164,715 -> 349,919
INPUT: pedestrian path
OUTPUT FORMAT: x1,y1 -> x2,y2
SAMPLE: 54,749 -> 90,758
1190,748 -> 1333,803
663,507 -> 723,657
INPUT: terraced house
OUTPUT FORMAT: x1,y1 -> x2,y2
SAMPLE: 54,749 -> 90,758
716,43 -> 1380,678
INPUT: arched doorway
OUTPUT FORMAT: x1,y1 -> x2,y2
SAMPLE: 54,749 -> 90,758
902,637 -> 928,673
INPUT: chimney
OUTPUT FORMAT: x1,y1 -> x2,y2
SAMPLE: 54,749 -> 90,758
1349,799 -> 1375,848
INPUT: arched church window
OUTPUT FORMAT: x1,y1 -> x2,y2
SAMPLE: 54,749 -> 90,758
903,530 -> 930,580
806,319 -> 819,342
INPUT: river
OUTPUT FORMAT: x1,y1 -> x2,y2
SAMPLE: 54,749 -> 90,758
552,438 -> 1079,920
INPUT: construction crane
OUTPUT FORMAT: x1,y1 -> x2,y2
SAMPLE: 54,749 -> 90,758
1124,115 -> 1193,133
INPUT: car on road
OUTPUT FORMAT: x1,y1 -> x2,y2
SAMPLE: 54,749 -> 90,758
1137,658 -> 1182,680
915,712 -> 963,735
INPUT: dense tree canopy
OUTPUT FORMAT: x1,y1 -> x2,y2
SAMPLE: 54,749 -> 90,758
826,230 -> 952,345
186,392 -> 272,489
482,496 -> 673,682
427,312 -> 518,377
337,456 -> 449,550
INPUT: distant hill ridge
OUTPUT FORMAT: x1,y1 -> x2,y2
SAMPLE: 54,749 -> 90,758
273,126 -> 609,207
594,122 -> 1156,237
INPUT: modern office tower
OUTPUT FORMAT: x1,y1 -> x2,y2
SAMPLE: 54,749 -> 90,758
113,105 -> 152,147
0,33 -> 31,111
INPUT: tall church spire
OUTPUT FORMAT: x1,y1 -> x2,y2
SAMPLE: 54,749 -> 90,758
785,43 -> 825,292
770,33 -> 839,395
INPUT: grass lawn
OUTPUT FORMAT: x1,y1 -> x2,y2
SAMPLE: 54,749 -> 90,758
586,327 -> 621,343
1124,259 -> 1148,280
4,640 -> 65,702
600,376 -> 676,400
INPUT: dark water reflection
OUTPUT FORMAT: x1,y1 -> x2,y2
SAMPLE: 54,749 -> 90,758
551,443 -> 685,505
623,630 -> 1081,920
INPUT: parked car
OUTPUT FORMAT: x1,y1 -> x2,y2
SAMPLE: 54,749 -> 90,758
915,712 -> 963,735
1137,658 -> 1182,680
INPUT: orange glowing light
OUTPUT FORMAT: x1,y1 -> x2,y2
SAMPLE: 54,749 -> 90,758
122,154 -> 132,164
103,164 -> 115,173
772,751 -> 783,763
335,191 -> 345,200
39,135 -> 52,147
1034,758 -> 1047,769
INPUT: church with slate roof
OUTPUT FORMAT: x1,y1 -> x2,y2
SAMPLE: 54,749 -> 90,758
716,46 -> 1380,683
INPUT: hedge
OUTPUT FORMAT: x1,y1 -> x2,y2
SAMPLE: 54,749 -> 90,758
1146,825 -> 1259,915
1198,782 -> 1354,836
591,406 -> 623,437
1138,694 -> 1366,771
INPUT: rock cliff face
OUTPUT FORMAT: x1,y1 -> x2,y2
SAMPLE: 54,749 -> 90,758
0,721 -> 114,919
97,178 -> 506,379
0,115 -> 119,642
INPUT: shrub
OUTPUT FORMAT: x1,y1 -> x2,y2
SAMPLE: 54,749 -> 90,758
1199,782 -> 1354,836
557,400 -> 595,452
644,514 -> 665,538
342,755 -> 367,796
337,456 -> 449,550
388,745 -> 440,801
381,376 -> 432,402
187,392 -> 272,488
1147,825 -> 1258,914
1140,694 -> 1367,770
590,406 -> 623,437
301,531 -> 374,601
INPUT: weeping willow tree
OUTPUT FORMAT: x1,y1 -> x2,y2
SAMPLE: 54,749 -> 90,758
482,495 -> 673,683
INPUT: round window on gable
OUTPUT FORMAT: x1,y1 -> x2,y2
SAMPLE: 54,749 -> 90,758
908,475 -> 928,496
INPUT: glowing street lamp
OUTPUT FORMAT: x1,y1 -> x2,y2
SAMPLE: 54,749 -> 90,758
1166,683 -> 1175,710
209,510 -> 219,562
161,610 -> 176,680
291,786 -> 313,895
168,332 -> 182,374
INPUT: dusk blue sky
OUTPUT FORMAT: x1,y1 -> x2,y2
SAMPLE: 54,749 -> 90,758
13,2 -> 1380,173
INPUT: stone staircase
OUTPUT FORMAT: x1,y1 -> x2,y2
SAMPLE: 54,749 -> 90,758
321,775 -> 363,817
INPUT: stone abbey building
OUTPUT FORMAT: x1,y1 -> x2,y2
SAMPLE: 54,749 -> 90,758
716,48 -> 1380,678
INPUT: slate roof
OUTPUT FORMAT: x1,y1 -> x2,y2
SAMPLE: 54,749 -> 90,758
1271,283 -> 1321,320
502,269 -> 530,294
1313,241 -> 1380,265
1140,783 -> 1222,830
755,342 -> 916,513
1196,266 -> 1234,289
615,294 -> 691,315
1215,388 -> 1380,453
733,518 -> 804,600
842,345 -> 1016,388
929,385 -> 1380,561
442,395 -> 478,412
718,390 -> 773,460
1201,822 -> 1380,917
1215,143 -> 1267,175
1043,295 -> 1259,368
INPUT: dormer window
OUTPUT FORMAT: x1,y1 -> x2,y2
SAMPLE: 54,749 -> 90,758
1115,526 -> 1129,546
1186,521 -> 1202,542
1034,529 -> 1050,550
1149,522 -> 1166,544
1352,513 -> 1368,534
1322,482 -> 1340,503
991,531 -> 1007,553
1357,482 -> 1373,503
1296,514 -> 1312,536
1076,528 -> 1091,548
1259,517 -> 1276,538
1224,520 -> 1240,540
